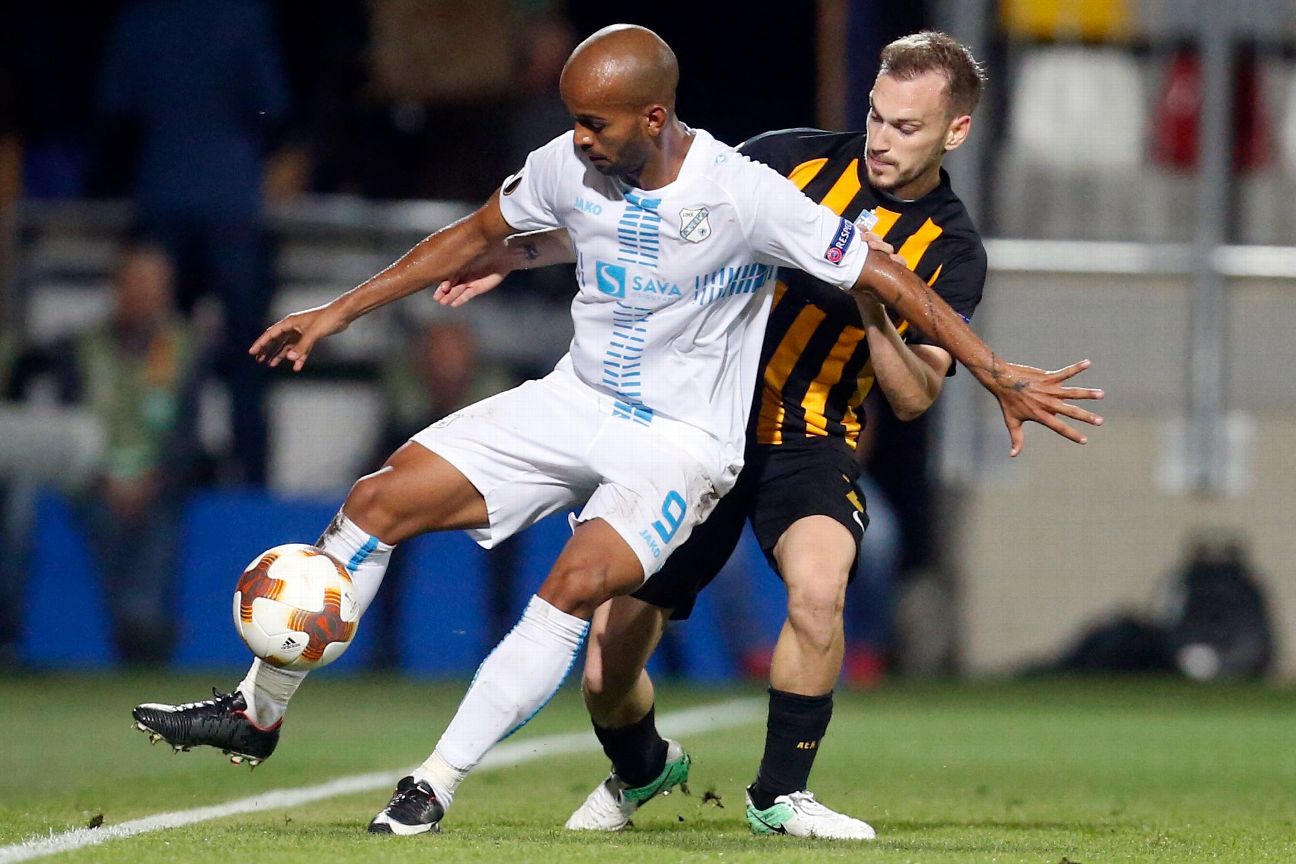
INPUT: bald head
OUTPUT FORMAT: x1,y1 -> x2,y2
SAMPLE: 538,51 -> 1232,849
559,25 -> 690,184
561,24 -> 678,111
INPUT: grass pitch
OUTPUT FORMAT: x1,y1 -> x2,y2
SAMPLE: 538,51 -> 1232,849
1,672 -> 1293,863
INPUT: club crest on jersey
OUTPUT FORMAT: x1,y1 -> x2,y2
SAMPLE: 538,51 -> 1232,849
854,208 -> 879,232
679,206 -> 712,243
824,216 -> 856,264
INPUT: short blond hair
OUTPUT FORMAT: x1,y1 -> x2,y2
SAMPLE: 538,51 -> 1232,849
878,31 -> 987,117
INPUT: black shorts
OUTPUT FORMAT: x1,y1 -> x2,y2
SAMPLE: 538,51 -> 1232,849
631,439 -> 868,619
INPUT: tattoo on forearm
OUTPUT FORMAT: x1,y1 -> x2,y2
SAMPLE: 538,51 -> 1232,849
521,241 -> 540,263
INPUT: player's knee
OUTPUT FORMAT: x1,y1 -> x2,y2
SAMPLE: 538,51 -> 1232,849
785,576 -> 846,645
539,560 -> 618,618
342,470 -> 405,543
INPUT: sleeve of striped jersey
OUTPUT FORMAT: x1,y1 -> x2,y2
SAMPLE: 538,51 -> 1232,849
735,159 -> 870,291
496,132 -> 570,233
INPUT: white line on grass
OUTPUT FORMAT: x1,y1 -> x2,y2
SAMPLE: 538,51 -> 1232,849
0,697 -> 763,863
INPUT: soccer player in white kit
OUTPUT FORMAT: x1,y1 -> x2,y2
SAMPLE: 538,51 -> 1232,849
131,24 -> 1103,835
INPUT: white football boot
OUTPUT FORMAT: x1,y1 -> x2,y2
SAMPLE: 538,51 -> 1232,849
565,738 -> 691,831
745,788 -> 876,840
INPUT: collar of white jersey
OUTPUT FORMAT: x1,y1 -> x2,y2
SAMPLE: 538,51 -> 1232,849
615,126 -> 715,196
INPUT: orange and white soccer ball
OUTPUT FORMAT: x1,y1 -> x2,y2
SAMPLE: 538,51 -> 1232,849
232,544 -> 360,670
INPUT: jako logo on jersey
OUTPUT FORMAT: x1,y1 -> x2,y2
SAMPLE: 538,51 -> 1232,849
855,208 -> 879,232
824,217 -> 856,264
679,206 -> 712,243
574,197 -> 603,215
596,261 -> 627,298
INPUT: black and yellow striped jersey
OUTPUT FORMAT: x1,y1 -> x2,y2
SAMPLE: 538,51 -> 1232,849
738,128 -> 987,448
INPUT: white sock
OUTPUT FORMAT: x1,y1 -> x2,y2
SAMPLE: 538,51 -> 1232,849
236,658 -> 303,728
316,511 -> 395,618
413,596 -> 589,808
236,510 -> 394,726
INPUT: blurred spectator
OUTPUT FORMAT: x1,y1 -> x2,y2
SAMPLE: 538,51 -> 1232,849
71,246 -> 208,664
2,246 -> 208,665
366,317 -> 516,666
96,0 -> 290,485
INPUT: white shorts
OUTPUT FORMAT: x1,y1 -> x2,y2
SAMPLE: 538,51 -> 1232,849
410,361 -> 741,580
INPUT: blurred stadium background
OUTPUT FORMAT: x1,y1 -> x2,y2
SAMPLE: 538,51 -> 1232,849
1,0 -> 1294,685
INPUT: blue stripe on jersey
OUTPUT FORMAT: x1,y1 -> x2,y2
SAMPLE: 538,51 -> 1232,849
603,301 -> 655,426
616,193 -> 662,266
692,262 -> 774,306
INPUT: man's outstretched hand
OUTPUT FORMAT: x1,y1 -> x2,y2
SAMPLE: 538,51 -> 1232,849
990,358 -> 1104,457
248,304 -> 350,372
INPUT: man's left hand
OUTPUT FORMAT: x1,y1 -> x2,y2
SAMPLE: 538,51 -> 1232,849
991,359 -> 1104,457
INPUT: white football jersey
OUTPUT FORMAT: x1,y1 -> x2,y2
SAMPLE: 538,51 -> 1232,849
497,128 -> 870,461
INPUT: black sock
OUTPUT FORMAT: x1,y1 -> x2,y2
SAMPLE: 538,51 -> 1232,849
592,705 -> 669,788
750,688 -> 833,809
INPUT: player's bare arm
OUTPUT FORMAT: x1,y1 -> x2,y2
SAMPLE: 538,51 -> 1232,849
434,229 -> 576,308
249,191 -> 515,371
852,251 -> 1104,456
854,294 -> 950,421
850,232 -> 947,421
